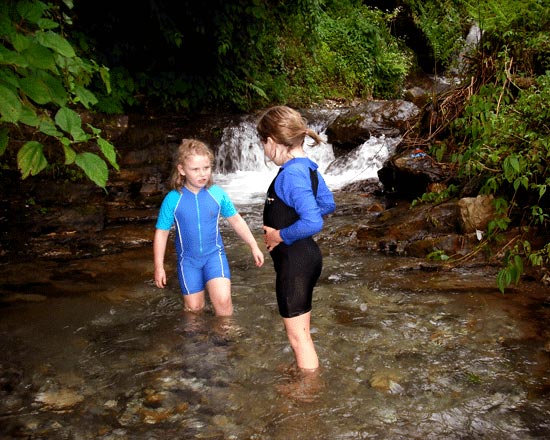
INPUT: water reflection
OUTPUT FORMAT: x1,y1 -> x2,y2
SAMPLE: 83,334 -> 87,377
1,196 -> 550,439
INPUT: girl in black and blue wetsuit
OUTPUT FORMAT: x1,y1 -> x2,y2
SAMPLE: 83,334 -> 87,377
257,106 -> 336,371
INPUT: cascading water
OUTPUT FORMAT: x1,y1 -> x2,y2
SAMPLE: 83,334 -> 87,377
214,114 -> 402,205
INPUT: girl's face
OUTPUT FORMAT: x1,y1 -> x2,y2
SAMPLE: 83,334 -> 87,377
178,154 -> 212,193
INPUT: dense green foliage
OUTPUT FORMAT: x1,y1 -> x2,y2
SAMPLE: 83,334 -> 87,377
422,0 -> 550,291
1,0 -> 548,290
0,0 -> 118,187
405,0 -> 469,73
70,0 -> 411,113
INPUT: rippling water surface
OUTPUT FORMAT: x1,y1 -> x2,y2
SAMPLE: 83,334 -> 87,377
1,193 -> 550,439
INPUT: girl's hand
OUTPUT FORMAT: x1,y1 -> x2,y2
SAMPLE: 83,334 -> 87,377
252,246 -> 265,267
262,225 -> 282,252
154,267 -> 166,288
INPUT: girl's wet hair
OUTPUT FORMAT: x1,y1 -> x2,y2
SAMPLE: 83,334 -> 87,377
256,105 -> 322,148
170,138 -> 214,190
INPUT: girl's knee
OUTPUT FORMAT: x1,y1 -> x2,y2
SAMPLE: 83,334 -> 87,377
212,296 -> 233,316
183,292 -> 206,312
183,304 -> 205,313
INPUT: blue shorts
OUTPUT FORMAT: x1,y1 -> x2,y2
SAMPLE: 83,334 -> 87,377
176,251 -> 231,295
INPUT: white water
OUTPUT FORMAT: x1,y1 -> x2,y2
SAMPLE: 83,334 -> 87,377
213,117 -> 401,205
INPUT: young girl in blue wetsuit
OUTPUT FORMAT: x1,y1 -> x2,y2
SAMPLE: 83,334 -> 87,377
153,139 -> 264,316
257,106 -> 336,371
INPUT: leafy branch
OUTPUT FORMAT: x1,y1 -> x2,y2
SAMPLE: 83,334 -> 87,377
0,0 -> 118,188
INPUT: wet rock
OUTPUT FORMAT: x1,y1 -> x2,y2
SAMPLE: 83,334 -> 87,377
325,100 -> 420,151
458,195 -> 495,233
35,388 -> 84,411
377,150 -> 457,200
370,370 -> 404,394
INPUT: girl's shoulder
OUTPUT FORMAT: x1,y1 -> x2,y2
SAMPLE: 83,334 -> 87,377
207,184 -> 225,194
282,158 -> 318,178
165,188 -> 182,200
206,184 -> 231,201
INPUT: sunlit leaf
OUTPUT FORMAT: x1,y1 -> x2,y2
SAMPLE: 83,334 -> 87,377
17,141 -> 48,179
19,104 -> 40,127
39,118 -> 62,136
55,107 -> 88,141
63,144 -> 76,165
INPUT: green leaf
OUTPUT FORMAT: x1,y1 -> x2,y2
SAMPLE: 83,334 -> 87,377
17,1 -> 48,24
36,18 -> 59,30
63,144 -> 76,165
97,137 -> 119,170
23,41 -> 57,70
11,32 -> 32,52
17,141 -> 48,178
75,152 -> 108,188
0,46 -> 28,67
496,268 -> 511,294
0,69 -> 21,89
36,31 -> 75,57
19,70 -> 68,107
99,66 -> 111,94
41,71 -> 68,106
0,84 -> 22,123
19,104 -> 40,127
19,76 -> 51,105
0,127 -> 8,155
73,84 -> 98,109
512,255 -> 523,284
54,107 -> 88,141
39,118 -> 61,136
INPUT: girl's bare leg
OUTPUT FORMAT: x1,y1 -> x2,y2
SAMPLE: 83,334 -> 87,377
206,277 -> 233,316
283,312 -> 319,370
183,291 -> 206,313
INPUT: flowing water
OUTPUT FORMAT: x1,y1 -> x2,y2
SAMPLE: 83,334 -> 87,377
1,118 -> 550,439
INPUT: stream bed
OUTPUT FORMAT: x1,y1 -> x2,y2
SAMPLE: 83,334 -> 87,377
1,193 -> 550,439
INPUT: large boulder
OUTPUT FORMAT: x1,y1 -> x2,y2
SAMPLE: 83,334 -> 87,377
377,150 -> 456,200
325,100 -> 420,151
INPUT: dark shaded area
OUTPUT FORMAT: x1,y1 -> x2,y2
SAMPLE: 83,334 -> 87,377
71,1 -> 218,76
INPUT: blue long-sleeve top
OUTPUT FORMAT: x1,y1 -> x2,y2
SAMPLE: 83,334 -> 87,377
274,157 -> 336,245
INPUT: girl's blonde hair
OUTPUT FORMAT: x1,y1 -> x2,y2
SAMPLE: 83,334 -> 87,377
169,138 -> 214,190
256,105 -> 322,149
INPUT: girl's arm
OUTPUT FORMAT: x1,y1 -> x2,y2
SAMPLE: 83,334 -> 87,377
153,229 -> 170,288
277,169 -> 324,244
226,214 -> 264,267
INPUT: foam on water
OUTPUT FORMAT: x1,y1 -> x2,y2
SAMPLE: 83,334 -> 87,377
213,118 -> 401,205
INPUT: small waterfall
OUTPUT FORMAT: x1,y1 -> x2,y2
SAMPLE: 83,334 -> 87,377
214,114 -> 400,205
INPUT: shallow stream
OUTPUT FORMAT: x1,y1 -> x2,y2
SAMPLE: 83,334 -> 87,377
1,192 -> 550,439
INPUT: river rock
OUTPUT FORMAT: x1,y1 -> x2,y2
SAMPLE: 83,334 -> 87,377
458,195 -> 495,233
377,150 -> 457,200
35,389 -> 84,411
325,100 -> 420,151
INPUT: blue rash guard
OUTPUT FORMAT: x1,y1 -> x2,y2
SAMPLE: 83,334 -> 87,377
273,158 -> 336,245
156,185 -> 237,294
